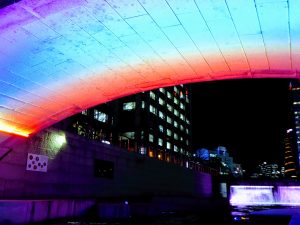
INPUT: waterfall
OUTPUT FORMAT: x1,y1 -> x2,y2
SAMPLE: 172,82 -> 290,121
230,185 -> 300,206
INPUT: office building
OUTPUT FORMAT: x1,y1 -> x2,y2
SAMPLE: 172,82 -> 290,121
283,128 -> 298,178
256,162 -> 281,179
54,85 -> 192,162
196,146 -> 243,177
287,80 -> 300,178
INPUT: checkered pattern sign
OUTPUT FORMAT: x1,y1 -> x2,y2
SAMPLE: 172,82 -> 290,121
26,153 -> 48,172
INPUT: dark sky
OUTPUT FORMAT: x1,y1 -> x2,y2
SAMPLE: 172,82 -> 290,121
191,78 -> 292,173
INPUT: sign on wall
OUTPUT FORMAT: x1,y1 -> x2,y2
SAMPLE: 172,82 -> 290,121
26,153 -> 48,172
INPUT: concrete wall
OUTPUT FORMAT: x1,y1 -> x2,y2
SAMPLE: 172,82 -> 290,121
0,128 -> 213,224
0,199 -> 95,225
0,128 -> 212,199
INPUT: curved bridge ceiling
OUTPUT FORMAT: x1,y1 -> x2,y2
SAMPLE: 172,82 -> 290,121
0,0 -> 300,137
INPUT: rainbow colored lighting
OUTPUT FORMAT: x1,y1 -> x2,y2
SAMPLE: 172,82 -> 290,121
0,0 -> 300,136
0,122 -> 29,137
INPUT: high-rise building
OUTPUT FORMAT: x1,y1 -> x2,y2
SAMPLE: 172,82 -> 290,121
287,80 -> 300,178
53,84 -> 192,162
283,128 -> 298,178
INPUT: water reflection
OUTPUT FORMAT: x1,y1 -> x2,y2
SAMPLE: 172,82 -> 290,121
231,205 -> 279,222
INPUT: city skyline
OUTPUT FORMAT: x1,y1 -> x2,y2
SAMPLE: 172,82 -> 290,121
191,78 -> 293,174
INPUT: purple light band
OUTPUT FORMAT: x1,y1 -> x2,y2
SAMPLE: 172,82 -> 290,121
230,185 -> 300,206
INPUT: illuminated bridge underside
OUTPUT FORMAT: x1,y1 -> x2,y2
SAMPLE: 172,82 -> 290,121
0,0 -> 300,137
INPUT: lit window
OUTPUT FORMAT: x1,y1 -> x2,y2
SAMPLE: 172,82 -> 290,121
174,86 -> 179,93
158,153 -> 162,160
149,150 -> 154,157
174,109 -> 179,116
167,116 -> 172,124
94,110 -> 108,123
167,129 -> 172,136
174,98 -> 179,105
123,102 -> 136,111
180,91 -> 184,99
159,125 -> 164,132
150,105 -> 157,115
158,138 -> 163,146
186,140 -> 189,145
123,132 -> 135,139
167,92 -> 172,99
149,134 -> 154,142
174,121 -> 178,128
141,101 -> 145,109
167,104 -> 173,112
180,125 -> 184,131
159,111 -> 165,119
141,130 -> 144,139
180,103 -> 185,110
82,109 -> 88,115
186,96 -> 189,103
159,98 -> 165,105
180,136 -> 183,141
180,114 -> 185,121
139,147 -> 146,155
186,128 -> 189,134
167,142 -> 171,149
186,119 -> 190,124
174,133 -> 178,140
174,145 -> 178,152
150,91 -> 156,100
159,88 -> 165,93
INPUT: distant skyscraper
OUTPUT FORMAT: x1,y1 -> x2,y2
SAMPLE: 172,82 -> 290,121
287,80 -> 300,178
283,129 -> 298,178
53,84 -> 192,162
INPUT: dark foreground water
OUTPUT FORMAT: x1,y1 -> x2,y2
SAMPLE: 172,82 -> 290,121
28,204 -> 295,225
231,205 -> 294,225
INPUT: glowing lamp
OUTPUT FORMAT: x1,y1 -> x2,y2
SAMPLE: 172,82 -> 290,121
53,133 -> 66,148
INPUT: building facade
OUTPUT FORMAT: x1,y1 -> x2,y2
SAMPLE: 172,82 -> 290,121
256,162 -> 283,179
287,80 -> 300,178
283,128 -> 298,178
195,146 -> 243,177
209,146 -> 243,177
53,85 -> 192,162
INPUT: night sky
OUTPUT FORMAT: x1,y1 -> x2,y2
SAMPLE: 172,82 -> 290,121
191,78 -> 293,174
